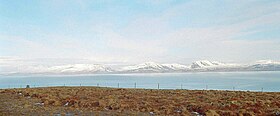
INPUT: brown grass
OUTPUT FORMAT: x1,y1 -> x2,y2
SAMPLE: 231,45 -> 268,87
0,87 -> 280,115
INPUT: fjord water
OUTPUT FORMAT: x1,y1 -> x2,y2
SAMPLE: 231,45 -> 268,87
0,71 -> 280,92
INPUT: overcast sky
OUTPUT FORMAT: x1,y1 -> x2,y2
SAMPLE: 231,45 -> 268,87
1,0 -> 280,65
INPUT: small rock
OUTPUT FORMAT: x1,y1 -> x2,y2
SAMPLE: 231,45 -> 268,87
175,109 -> 182,113
64,102 -> 69,106
34,102 -> 44,106
191,112 -> 202,116
275,111 -> 280,115
53,113 -> 61,116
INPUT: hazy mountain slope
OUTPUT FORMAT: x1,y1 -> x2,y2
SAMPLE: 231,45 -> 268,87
48,64 -> 113,74
2,60 -> 280,75
119,62 -> 189,73
247,60 -> 280,71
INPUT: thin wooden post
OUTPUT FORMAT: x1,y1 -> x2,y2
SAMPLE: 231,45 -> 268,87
26,85 -> 30,88
118,83 -> 119,88
157,83 -> 159,89
134,83 -> 136,88
233,86 -> 235,91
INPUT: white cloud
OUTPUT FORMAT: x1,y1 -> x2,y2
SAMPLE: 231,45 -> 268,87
1,0 -> 280,66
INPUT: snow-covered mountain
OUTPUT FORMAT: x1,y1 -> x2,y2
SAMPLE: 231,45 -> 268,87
189,60 -> 280,71
190,60 -> 242,71
254,60 -> 280,65
48,64 -> 113,74
119,62 -> 189,73
2,60 -> 280,75
247,60 -> 280,71
162,63 -> 189,70
190,60 -> 225,68
5,64 -> 113,75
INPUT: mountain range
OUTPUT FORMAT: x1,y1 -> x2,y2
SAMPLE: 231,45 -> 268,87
2,60 -> 280,75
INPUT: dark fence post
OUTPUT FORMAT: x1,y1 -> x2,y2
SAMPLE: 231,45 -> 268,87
26,85 -> 30,88
134,83 -> 136,89
118,83 -> 119,88
158,83 -> 159,89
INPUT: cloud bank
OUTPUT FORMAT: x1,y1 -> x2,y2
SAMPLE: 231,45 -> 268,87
0,0 -> 280,65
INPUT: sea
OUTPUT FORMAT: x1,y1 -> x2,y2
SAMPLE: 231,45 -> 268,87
0,71 -> 280,92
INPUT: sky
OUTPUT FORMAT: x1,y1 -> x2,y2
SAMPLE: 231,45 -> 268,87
1,0 -> 280,66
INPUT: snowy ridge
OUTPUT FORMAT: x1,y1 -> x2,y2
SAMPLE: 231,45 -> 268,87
48,64 -> 113,74
248,60 -> 280,71
119,60 -> 280,73
2,60 -> 280,75
120,62 -> 164,71
190,60 -> 240,69
162,63 -> 189,70
255,60 -> 280,65
7,64 -> 113,75
191,60 -> 223,68
119,62 -> 189,73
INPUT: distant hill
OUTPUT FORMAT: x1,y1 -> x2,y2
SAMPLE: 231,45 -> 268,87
2,60 -> 280,75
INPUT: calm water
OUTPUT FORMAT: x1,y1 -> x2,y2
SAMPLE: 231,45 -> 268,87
0,71 -> 280,92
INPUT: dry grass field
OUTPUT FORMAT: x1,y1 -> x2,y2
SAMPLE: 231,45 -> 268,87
0,87 -> 280,116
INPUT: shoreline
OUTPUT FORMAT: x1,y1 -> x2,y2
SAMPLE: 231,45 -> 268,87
0,86 -> 277,93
